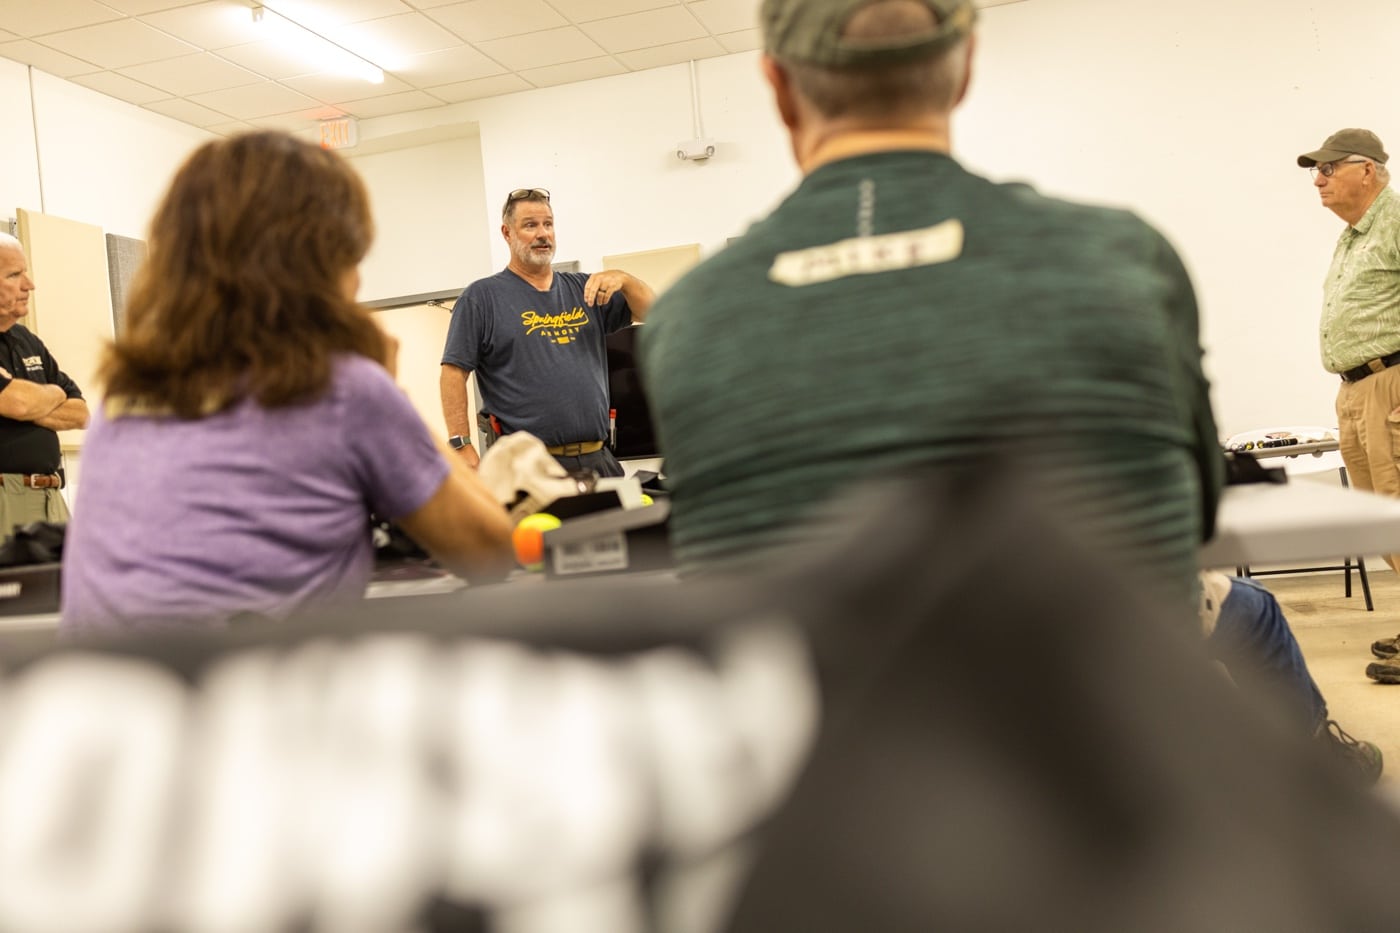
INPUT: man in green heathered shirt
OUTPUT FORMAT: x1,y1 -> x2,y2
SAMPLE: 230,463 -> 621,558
1298,129 -> 1400,671
638,0 -> 1223,608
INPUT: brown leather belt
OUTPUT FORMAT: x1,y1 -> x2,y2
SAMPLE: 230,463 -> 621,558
546,440 -> 605,456
7,473 -> 63,489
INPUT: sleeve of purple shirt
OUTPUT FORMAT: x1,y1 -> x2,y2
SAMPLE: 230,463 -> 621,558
341,357 -> 452,523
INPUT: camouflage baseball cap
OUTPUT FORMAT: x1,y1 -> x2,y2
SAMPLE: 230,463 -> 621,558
1297,128 -> 1389,167
761,0 -> 976,68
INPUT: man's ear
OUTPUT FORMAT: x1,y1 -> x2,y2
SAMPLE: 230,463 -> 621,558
761,55 -> 799,132
953,34 -> 976,108
500,223 -> 510,242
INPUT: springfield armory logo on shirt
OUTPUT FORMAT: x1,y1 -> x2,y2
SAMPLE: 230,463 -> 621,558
19,355 -> 42,375
521,308 -> 589,345
768,219 -> 965,287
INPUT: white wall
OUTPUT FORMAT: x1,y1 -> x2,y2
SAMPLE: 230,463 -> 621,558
954,0 -> 1397,436
353,0 -> 1400,440
0,59 -> 41,226
359,51 -> 797,278
349,132 -> 492,304
28,70 -> 211,239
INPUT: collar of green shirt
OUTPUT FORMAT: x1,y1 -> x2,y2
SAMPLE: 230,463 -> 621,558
1349,183 -> 1395,235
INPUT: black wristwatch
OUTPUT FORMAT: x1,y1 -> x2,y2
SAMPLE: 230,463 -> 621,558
448,434 -> 471,450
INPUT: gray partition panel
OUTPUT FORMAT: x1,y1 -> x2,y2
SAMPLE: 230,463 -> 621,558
105,233 -> 147,335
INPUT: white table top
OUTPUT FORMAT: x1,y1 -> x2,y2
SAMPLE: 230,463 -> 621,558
1200,480 -> 1400,567
6,482 -> 1395,628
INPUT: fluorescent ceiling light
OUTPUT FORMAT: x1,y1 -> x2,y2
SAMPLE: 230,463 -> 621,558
251,4 -> 384,85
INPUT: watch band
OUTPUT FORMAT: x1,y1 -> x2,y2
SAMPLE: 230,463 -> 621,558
448,434 -> 471,450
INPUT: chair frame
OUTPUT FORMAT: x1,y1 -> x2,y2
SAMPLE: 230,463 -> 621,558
1234,465 -> 1373,611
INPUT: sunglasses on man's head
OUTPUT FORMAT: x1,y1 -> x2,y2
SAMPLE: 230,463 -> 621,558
507,188 -> 550,202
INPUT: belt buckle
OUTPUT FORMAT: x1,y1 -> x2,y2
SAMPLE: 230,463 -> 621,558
26,474 -> 45,489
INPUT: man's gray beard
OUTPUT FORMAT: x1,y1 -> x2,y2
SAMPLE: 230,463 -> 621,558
515,243 -> 555,269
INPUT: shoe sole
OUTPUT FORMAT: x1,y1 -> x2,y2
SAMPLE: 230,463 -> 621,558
1366,663 -> 1400,684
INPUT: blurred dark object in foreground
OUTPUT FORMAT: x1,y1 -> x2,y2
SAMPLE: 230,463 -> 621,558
1225,449 -> 1288,486
0,521 -> 65,615
728,466 -> 1400,933
1,467 -> 1399,932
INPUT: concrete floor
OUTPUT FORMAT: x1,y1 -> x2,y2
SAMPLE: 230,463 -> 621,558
1265,564 -> 1400,788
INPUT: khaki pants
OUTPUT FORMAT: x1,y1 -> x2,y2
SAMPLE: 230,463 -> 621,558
0,474 -> 69,542
1336,365 -> 1400,572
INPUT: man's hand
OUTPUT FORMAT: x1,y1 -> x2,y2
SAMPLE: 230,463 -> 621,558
585,270 -> 656,321
455,443 -> 481,470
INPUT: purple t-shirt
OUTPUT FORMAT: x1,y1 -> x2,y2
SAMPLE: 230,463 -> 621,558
61,355 -> 449,632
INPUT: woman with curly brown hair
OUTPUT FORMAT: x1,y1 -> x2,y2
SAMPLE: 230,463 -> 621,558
61,131 -> 512,631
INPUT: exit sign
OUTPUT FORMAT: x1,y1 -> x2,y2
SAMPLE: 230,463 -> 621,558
319,117 -> 358,150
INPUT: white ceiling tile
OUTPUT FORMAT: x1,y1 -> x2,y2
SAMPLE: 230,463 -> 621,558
119,52 -> 262,95
102,0 -> 209,13
424,0 -> 565,43
140,1 -> 269,51
686,0 -> 759,35
335,88 -> 443,117
616,36 -> 726,71
69,70 -> 170,104
188,80 -> 321,118
246,109 -> 342,132
518,56 -> 626,89
204,119 -> 259,136
280,71 -> 413,102
143,95 -> 234,126
0,0 -> 776,135
473,25 -> 605,71
0,0 -> 122,36
428,71 -> 528,101
40,19 -> 198,68
581,6 -> 705,54
327,11 -> 463,66
395,45 -> 504,86
0,39 -> 101,77
214,39 -> 320,79
260,0 -> 414,31
546,0 -> 678,20
716,28 -> 760,53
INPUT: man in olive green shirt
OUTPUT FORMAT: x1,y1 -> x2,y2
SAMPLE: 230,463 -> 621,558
1300,129 -> 1400,668
1299,130 -> 1400,573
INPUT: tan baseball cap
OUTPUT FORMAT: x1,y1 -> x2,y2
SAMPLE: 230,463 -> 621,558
761,0 -> 976,68
1297,128 -> 1389,167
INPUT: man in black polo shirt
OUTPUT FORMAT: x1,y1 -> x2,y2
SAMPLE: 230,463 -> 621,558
0,233 -> 88,538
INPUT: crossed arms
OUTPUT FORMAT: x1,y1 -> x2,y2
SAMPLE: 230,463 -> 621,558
0,368 -> 89,430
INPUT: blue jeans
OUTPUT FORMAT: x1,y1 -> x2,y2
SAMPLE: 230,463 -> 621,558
1206,576 -> 1327,734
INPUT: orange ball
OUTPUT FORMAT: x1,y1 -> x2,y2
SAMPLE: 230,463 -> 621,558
512,512 -> 561,570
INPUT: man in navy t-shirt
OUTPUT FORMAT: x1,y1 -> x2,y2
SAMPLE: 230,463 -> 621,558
440,189 -> 654,478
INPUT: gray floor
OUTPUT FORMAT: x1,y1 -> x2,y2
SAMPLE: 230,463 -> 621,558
1265,564 -> 1400,786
